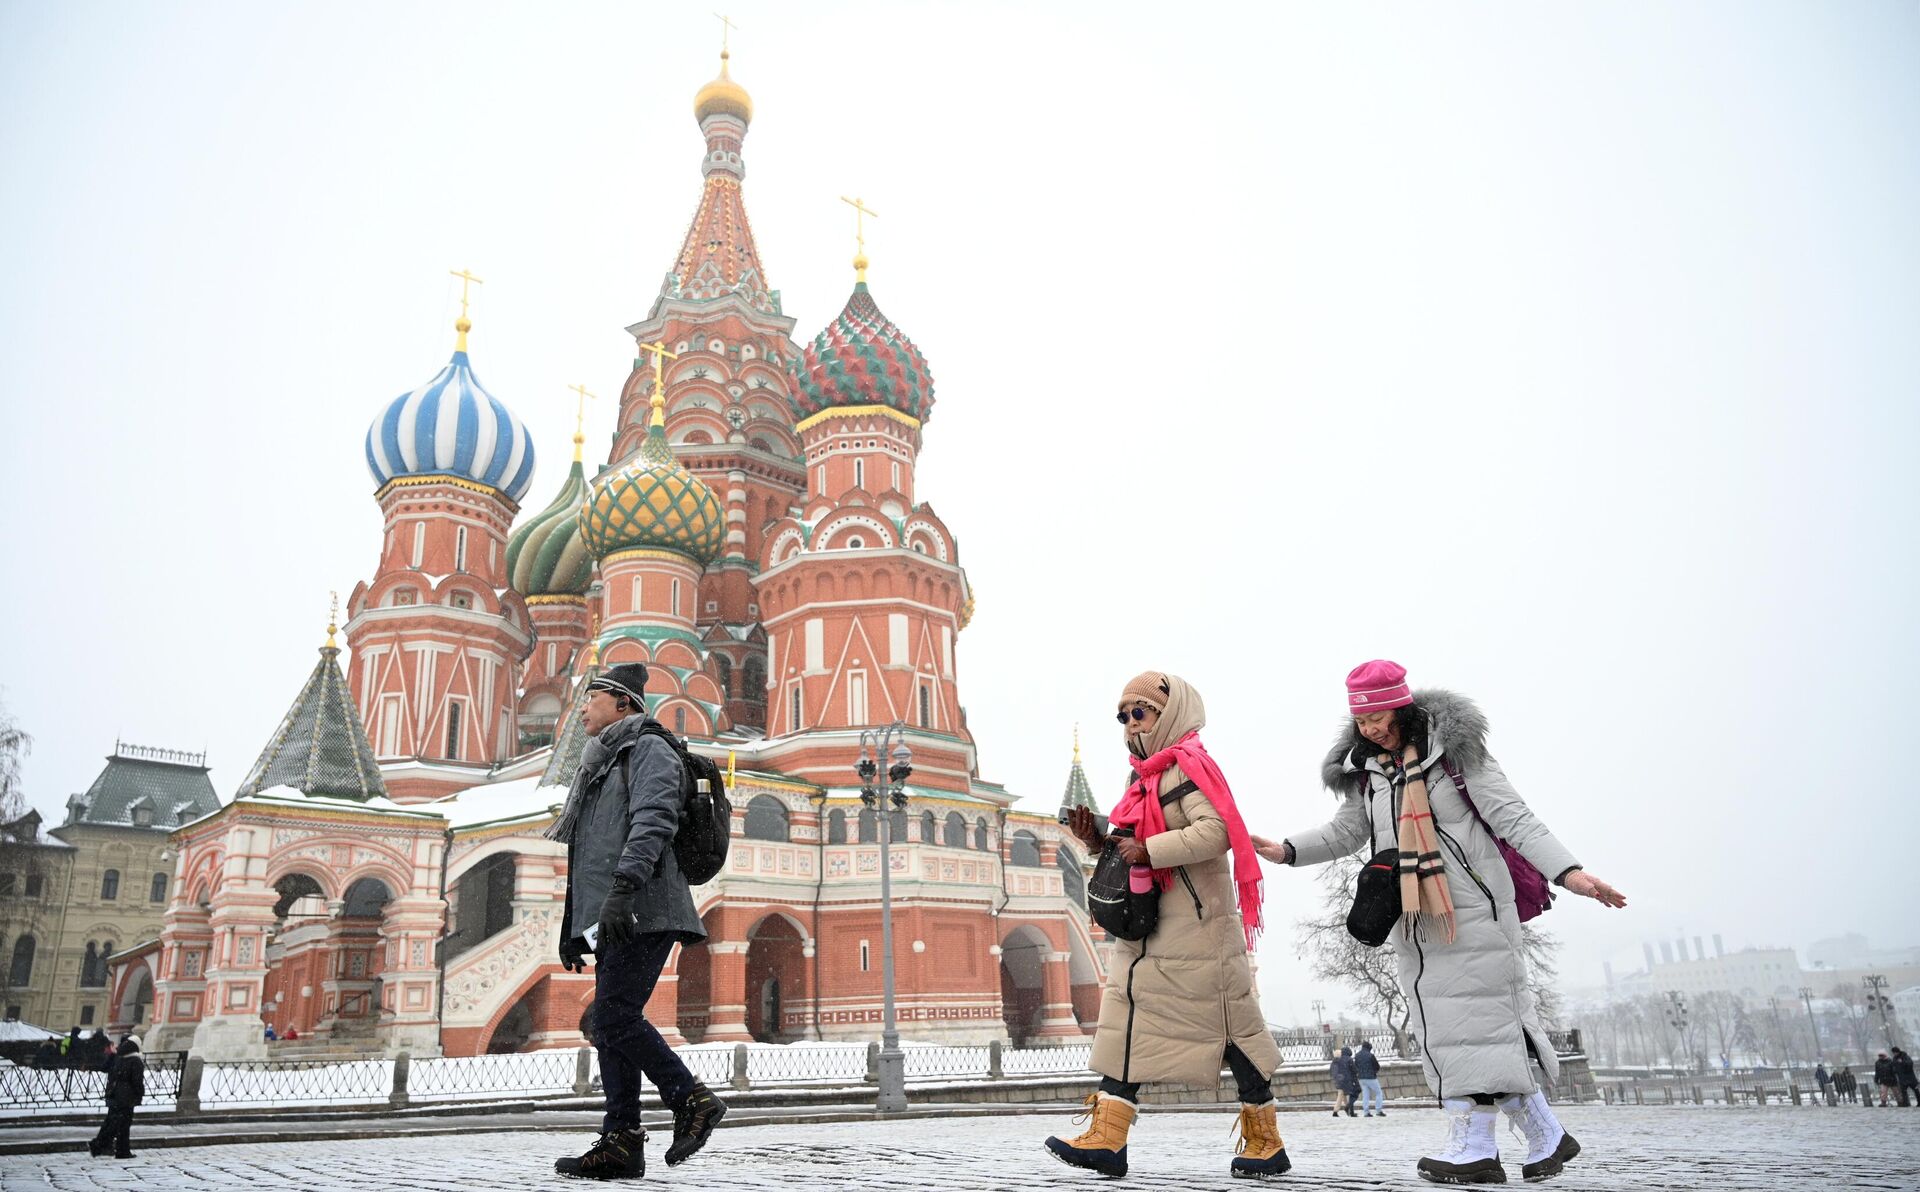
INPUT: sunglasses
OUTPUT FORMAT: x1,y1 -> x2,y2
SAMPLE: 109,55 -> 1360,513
1114,706 -> 1154,725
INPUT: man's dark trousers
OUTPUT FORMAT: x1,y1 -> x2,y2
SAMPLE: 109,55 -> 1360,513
92,1104 -> 132,1155
595,931 -> 696,1134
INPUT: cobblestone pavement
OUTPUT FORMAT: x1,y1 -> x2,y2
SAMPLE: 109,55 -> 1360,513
2,1105 -> 1916,1190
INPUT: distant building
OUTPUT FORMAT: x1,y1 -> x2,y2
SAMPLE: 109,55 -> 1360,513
0,744 -> 219,1029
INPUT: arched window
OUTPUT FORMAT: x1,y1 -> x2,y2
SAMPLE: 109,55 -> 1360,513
975,819 -> 990,851
1010,831 -> 1043,868
150,872 -> 168,903
100,870 -> 120,901
82,942 -> 101,986
857,807 -> 878,843
943,812 -> 968,848
675,707 -> 687,735
714,655 -> 733,697
342,877 -> 392,918
827,809 -> 847,844
447,853 -> 517,960
889,809 -> 908,844
8,935 -> 34,987
918,811 -> 936,844
1059,850 -> 1087,907
744,796 -> 789,842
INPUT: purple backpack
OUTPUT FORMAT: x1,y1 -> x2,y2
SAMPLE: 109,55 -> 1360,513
1439,757 -> 1553,922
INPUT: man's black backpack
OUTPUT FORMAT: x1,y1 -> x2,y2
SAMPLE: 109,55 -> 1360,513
636,722 -> 732,885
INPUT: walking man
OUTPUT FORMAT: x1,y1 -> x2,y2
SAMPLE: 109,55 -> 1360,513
1873,1052 -> 1896,1107
88,1034 -> 142,1158
1356,1040 -> 1386,1117
548,663 -> 727,1180
1814,1061 -> 1833,1107
1894,1048 -> 1918,1108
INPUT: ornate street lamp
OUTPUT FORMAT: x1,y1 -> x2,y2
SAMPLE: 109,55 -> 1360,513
857,722 -> 913,1113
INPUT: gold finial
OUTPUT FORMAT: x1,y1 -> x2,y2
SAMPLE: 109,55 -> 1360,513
840,195 -> 879,283
638,341 -> 680,430
1073,723 -> 1081,765
715,12 -> 737,56
449,268 -> 484,352
567,383 -> 598,463
326,591 -> 340,649
585,611 -> 601,668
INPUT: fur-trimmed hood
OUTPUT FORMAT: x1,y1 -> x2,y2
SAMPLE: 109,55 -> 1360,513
1320,688 -> 1491,795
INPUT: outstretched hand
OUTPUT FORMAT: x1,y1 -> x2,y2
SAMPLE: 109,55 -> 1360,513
1564,870 -> 1627,908
1249,834 -> 1293,865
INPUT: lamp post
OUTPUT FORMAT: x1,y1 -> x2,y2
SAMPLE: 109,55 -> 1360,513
1665,991 -> 1691,1073
1865,974 -> 1898,1049
1799,986 -> 1821,1061
857,722 -> 913,1113
1767,997 -> 1794,1071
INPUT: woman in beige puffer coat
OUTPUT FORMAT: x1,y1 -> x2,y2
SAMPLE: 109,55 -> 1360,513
1045,672 -> 1288,1182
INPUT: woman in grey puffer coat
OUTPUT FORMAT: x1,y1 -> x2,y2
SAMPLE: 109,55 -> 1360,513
1254,662 -> 1626,1185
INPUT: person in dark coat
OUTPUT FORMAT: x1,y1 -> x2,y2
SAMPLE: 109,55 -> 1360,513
1836,1065 -> 1857,1103
1873,1053 -> 1896,1106
1356,1040 -> 1386,1116
1330,1046 -> 1361,1117
88,1034 -> 143,1158
1893,1049 -> 1918,1108
1814,1062 -> 1832,1106
545,664 -> 724,1180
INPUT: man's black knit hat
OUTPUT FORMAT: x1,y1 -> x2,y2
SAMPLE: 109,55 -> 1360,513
587,663 -> 649,711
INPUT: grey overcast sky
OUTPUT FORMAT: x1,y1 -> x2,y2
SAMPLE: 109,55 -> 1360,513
3,1 -> 1916,1022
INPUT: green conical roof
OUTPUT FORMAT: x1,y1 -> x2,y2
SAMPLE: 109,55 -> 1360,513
1060,727 -> 1097,814
236,644 -> 387,802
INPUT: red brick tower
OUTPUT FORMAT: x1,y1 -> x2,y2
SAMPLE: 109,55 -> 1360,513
612,48 -> 805,733
752,238 -> 973,792
347,289 -> 537,802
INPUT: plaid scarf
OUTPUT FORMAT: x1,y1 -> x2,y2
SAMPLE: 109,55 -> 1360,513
1391,746 -> 1456,944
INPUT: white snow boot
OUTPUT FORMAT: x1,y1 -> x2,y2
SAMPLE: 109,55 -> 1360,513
1498,1089 -> 1581,1182
1416,1099 -> 1505,1185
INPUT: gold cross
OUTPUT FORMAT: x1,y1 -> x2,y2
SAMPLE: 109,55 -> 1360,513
840,195 -> 878,282
638,341 -> 680,428
715,12 -> 737,53
567,383 -> 598,461
449,268 -> 484,351
326,590 -> 340,649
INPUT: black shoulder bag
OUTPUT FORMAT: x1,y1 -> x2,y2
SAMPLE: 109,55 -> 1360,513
1086,780 -> 1200,941
1345,768 -> 1401,947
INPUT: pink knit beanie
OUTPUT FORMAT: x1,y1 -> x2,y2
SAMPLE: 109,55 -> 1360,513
1346,660 -> 1412,713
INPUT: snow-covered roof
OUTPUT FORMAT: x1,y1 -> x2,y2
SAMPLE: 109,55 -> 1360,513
428,774 -> 563,832
0,1020 -> 62,1042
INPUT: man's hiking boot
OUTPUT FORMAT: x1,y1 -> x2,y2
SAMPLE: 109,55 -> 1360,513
665,1084 -> 729,1166
556,1129 -> 646,1180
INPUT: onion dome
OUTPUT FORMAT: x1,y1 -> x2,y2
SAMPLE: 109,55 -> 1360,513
694,49 -> 753,124
364,313 -> 536,503
505,458 -> 593,596
580,404 -> 725,566
789,283 -> 935,424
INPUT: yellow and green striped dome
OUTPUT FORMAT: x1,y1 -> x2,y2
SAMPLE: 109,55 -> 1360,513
580,425 -> 725,566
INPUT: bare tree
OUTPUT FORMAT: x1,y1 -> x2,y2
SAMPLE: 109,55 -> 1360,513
0,696 -> 44,1013
1521,924 -> 1562,1027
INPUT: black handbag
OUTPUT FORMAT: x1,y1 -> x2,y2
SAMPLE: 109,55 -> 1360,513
1087,829 -> 1160,941
1346,847 -> 1402,947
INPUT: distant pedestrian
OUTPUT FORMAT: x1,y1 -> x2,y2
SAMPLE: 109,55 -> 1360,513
1356,1041 -> 1386,1116
264,1023 -> 277,1042
88,1034 -> 143,1159
284,1025 -> 298,1041
1329,1046 -> 1361,1117
1815,1062 -> 1833,1106
1873,1053 -> 1896,1106
1893,1049 -> 1918,1108
547,663 -> 727,1179
1836,1065 -> 1857,1104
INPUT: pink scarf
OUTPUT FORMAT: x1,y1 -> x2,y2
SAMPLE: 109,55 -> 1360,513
1107,731 -> 1265,951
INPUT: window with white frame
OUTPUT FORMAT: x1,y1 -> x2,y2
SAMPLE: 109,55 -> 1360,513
445,699 -> 465,760
789,683 -> 803,733
411,522 -> 425,568
847,670 -> 868,724
455,525 -> 468,571
859,939 -> 870,972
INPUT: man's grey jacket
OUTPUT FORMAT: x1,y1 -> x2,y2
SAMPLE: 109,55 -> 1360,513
563,713 -> 706,947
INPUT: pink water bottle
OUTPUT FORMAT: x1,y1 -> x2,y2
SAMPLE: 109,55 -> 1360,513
1128,865 -> 1154,894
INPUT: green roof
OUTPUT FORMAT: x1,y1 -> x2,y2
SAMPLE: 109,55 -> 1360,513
65,747 -> 220,829
234,644 -> 388,802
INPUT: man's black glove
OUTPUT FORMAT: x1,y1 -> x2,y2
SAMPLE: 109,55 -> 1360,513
598,874 -> 639,951
560,935 -> 588,972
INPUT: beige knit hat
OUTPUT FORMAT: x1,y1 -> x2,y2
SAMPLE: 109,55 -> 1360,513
1119,671 -> 1172,712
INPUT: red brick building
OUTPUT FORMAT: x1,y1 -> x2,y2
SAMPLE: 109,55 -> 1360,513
136,49 -> 1102,1060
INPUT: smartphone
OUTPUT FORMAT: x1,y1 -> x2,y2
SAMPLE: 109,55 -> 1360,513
583,923 -> 601,951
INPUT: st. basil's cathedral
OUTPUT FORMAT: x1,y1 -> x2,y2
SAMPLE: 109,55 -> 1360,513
122,48 -> 1110,1060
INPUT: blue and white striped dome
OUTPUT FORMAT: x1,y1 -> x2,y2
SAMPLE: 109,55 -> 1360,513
364,349 -> 537,503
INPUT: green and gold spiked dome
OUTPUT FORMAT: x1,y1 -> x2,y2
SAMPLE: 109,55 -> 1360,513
580,388 -> 725,566
506,456 -> 594,597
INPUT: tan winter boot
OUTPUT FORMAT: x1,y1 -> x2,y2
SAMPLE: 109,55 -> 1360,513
1044,1091 -> 1137,1177
1230,1100 -> 1292,1180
